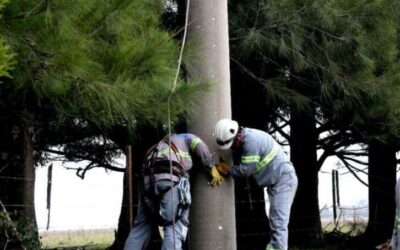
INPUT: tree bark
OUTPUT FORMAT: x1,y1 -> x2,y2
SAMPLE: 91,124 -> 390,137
362,140 -> 396,247
289,107 -> 324,248
0,123 -> 39,249
186,0 -> 237,249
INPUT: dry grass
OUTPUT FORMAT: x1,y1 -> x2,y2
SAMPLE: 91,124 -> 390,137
40,229 -> 114,250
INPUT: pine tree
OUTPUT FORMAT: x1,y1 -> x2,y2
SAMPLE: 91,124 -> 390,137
0,0 -> 13,79
0,0 -> 198,247
229,0 -> 400,247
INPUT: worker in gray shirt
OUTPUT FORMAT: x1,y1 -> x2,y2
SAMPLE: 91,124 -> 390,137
124,133 -> 223,250
214,119 -> 298,250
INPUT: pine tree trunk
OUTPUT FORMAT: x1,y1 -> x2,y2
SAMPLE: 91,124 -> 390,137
186,0 -> 236,249
289,107 -> 324,248
362,141 -> 396,247
0,123 -> 39,248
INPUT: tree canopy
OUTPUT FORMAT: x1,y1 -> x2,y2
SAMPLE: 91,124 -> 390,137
1,0 -> 198,129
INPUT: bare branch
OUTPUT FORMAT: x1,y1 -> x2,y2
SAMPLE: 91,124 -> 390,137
44,148 -> 125,175
269,121 -> 290,141
339,151 -> 368,157
317,151 -> 332,170
337,155 -> 368,187
341,156 -> 368,166
316,120 -> 335,134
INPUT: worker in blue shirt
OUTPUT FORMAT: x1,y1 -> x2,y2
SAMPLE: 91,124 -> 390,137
214,119 -> 298,250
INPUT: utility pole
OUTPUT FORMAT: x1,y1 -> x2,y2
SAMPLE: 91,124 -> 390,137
186,0 -> 237,249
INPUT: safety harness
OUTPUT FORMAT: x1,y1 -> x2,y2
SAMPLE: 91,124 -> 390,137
142,137 -> 186,179
141,137 -> 191,226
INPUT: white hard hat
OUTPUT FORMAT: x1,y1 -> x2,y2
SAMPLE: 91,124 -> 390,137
214,119 -> 239,150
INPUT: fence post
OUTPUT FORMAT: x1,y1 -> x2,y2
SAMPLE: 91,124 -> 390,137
332,170 -> 337,224
46,163 -> 53,230
126,145 -> 133,229
335,170 -> 340,207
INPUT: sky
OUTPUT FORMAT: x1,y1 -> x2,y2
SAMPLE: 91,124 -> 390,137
35,161 -> 125,231
34,154 -> 369,231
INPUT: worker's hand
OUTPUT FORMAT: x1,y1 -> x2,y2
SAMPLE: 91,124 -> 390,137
215,162 -> 229,175
210,166 -> 224,186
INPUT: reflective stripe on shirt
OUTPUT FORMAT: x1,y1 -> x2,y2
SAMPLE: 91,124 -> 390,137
266,245 -> 282,250
191,138 -> 202,151
254,145 -> 279,174
157,148 -> 192,162
241,155 -> 261,164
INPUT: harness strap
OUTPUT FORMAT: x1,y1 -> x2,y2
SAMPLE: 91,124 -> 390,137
163,138 -> 185,173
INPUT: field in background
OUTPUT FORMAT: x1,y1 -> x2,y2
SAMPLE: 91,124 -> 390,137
40,229 -> 114,250
38,220 -> 367,250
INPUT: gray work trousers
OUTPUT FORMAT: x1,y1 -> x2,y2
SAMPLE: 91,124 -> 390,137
265,168 -> 298,250
124,180 -> 189,250
391,177 -> 400,250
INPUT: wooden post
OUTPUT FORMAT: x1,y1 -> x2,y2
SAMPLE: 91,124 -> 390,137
335,170 -> 340,207
332,170 -> 337,224
46,163 -> 53,230
126,145 -> 133,228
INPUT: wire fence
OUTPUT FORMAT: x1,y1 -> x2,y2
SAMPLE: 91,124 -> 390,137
0,171 -> 372,249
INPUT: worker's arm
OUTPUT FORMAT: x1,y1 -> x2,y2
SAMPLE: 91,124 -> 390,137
229,141 -> 260,178
187,135 -> 213,169
187,134 -> 225,186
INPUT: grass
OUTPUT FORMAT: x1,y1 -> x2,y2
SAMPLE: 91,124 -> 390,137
322,219 -> 367,236
38,221 -> 367,250
40,229 -> 114,250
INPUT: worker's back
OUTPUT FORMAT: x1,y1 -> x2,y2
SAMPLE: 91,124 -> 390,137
240,128 -> 293,187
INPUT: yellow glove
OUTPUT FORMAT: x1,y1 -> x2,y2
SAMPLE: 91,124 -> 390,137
210,166 -> 224,186
215,162 -> 229,175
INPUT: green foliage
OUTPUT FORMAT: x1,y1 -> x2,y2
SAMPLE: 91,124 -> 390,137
0,0 -> 14,79
232,0 -> 365,105
0,38 -> 14,78
0,0 -> 7,13
0,210 -> 40,250
229,0 -> 400,142
1,0 -> 197,129
13,212 -> 41,250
